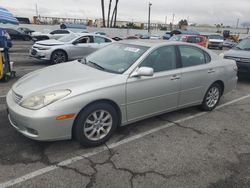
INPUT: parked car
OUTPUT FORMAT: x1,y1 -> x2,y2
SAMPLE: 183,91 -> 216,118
17,27 -> 35,35
7,41 -> 237,146
223,39 -> 238,49
5,28 -> 32,41
124,35 -> 140,40
162,32 -> 172,40
30,33 -> 114,64
93,31 -> 106,36
170,34 -> 208,48
208,34 -> 224,50
222,37 -> 250,76
150,34 -> 161,40
31,29 -> 73,41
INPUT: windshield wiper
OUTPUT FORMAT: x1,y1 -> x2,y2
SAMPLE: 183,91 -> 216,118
87,60 -> 105,70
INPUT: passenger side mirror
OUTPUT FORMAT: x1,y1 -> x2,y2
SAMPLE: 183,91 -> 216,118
131,67 -> 154,77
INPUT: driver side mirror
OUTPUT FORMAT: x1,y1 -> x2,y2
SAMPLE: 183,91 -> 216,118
131,67 -> 154,77
72,41 -> 78,45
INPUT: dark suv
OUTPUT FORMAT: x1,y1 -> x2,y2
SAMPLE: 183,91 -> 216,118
5,28 -> 32,41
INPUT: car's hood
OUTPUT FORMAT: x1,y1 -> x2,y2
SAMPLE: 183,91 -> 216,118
32,31 -> 48,36
12,61 -> 120,97
224,49 -> 250,59
209,39 -> 224,42
35,39 -> 64,46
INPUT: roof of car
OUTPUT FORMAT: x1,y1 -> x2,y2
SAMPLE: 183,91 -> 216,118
118,39 -> 182,47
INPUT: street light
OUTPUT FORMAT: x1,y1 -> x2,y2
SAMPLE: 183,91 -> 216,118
148,2 -> 152,34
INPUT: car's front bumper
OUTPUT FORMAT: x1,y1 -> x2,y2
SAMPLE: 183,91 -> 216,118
208,42 -> 223,48
237,62 -> 250,76
6,90 -> 75,141
29,48 -> 51,61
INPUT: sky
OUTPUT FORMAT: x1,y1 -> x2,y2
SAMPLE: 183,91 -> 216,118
1,0 -> 250,26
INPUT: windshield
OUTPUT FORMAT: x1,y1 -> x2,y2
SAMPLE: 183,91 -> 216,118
234,38 -> 250,51
208,35 -> 224,40
84,43 -> 149,74
58,34 -> 78,42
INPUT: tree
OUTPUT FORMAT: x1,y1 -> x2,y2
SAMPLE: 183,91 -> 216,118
107,0 -> 112,27
101,0 -> 105,27
178,19 -> 188,29
110,0 -> 119,27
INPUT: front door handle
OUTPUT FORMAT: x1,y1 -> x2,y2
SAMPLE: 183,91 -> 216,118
208,69 -> 215,73
170,75 -> 181,80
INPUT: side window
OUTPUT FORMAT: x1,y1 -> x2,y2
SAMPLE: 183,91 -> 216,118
204,51 -> 211,63
76,37 -> 90,44
94,36 -> 106,43
186,37 -> 194,43
195,37 -> 202,43
179,46 -> 206,67
139,46 -> 177,73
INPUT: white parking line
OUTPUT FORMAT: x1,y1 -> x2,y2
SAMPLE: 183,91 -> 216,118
1,94 -> 250,188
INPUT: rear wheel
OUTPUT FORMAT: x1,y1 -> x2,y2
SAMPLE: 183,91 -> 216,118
51,50 -> 68,64
23,35 -> 31,41
73,102 -> 118,147
201,83 -> 222,111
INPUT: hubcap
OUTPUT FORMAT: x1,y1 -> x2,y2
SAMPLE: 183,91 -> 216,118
206,87 -> 220,108
53,52 -> 66,63
83,110 -> 113,141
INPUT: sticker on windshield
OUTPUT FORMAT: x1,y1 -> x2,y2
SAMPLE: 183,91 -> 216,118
124,47 -> 140,53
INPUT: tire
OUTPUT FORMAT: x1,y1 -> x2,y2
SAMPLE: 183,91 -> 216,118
201,83 -> 222,111
73,102 -> 119,147
23,35 -> 31,41
50,50 -> 68,64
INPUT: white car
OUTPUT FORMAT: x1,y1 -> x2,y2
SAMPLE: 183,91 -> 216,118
31,29 -> 73,41
208,34 -> 224,50
30,33 -> 114,64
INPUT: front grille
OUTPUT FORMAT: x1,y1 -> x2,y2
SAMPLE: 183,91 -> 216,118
12,91 -> 23,104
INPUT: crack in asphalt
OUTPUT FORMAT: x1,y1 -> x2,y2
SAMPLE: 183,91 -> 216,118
156,116 -> 209,135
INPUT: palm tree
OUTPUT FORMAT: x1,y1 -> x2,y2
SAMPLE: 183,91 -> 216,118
107,0 -> 112,27
101,0 -> 106,27
110,0 -> 119,27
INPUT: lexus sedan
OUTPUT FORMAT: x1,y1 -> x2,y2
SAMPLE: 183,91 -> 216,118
7,40 -> 237,146
30,33 -> 114,64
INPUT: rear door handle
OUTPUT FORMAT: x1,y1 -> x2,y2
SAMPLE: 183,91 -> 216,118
170,75 -> 181,80
208,69 -> 215,73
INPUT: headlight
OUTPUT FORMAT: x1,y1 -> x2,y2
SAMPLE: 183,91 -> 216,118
38,47 -> 51,50
219,53 -> 224,58
20,90 -> 71,110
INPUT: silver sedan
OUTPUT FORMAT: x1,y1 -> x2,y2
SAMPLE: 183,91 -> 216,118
7,40 -> 237,146
30,33 -> 114,64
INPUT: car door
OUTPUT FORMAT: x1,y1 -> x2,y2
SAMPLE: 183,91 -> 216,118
126,45 -> 181,121
177,45 -> 214,108
69,36 -> 94,59
6,29 -> 19,40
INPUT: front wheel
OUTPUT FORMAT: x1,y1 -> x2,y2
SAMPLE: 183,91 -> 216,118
51,50 -> 68,64
201,83 -> 222,111
73,102 -> 119,147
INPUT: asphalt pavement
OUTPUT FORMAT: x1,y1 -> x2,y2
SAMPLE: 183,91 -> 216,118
0,41 -> 250,188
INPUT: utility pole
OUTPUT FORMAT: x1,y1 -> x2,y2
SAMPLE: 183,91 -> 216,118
165,16 -> 167,25
35,3 -> 38,17
148,2 -> 152,34
172,13 -> 175,24
236,18 -> 240,29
